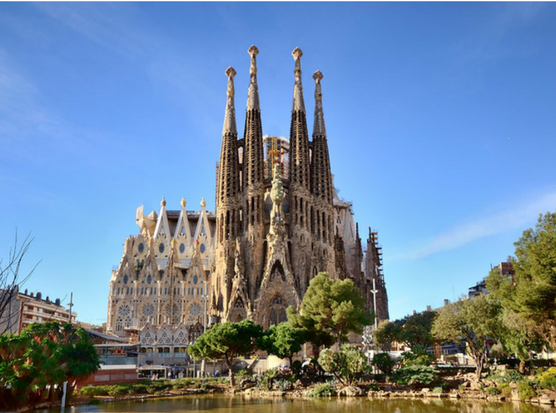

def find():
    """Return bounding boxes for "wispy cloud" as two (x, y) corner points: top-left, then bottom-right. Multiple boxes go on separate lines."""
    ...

(397, 191), (556, 260)
(0, 49), (65, 144)
(34, 3), (157, 60)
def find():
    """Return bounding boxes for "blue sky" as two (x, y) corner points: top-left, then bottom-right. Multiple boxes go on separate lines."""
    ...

(1, 2), (555, 325)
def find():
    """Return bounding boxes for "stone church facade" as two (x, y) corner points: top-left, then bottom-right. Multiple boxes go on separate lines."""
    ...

(106, 46), (388, 338)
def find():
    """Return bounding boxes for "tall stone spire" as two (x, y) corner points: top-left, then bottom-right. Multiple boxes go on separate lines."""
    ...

(313, 70), (326, 137)
(310, 70), (333, 204)
(243, 45), (264, 190)
(292, 47), (306, 113)
(222, 67), (237, 136)
(217, 67), (240, 212)
(246, 45), (260, 111)
(289, 47), (311, 190)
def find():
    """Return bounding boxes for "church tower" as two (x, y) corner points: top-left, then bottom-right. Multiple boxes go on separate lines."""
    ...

(241, 46), (266, 305)
(309, 70), (335, 278)
(106, 46), (389, 340)
(214, 66), (241, 320)
(288, 48), (313, 294)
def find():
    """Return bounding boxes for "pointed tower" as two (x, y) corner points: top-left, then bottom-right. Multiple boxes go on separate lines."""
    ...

(310, 70), (334, 250)
(289, 47), (311, 191)
(243, 45), (264, 190)
(310, 70), (333, 206)
(241, 45), (266, 304)
(214, 67), (241, 322)
(216, 67), (241, 242)
(287, 47), (313, 295)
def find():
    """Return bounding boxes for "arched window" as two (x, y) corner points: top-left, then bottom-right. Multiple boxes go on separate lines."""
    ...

(269, 295), (287, 326)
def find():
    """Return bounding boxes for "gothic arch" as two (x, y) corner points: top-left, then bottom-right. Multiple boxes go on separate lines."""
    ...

(270, 261), (285, 282)
(268, 295), (287, 326)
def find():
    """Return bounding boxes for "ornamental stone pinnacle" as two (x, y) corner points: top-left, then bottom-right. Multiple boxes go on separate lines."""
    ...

(225, 66), (237, 97)
(313, 70), (323, 99)
(292, 47), (303, 77)
(181, 197), (186, 208)
(248, 45), (259, 75)
(223, 66), (237, 135)
(313, 70), (326, 136)
(247, 45), (260, 111)
(161, 197), (167, 207)
(201, 197), (206, 209)
(291, 47), (305, 113)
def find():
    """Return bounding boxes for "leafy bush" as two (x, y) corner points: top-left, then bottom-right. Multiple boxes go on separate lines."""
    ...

(487, 386), (501, 395)
(308, 383), (336, 397)
(318, 345), (368, 385)
(497, 383), (512, 397)
(398, 350), (434, 367)
(107, 385), (128, 397)
(372, 353), (395, 375)
(275, 378), (293, 391)
(487, 369), (524, 384)
(432, 387), (444, 394)
(518, 382), (537, 400)
(78, 385), (110, 397)
(236, 369), (253, 379)
(488, 343), (506, 360)
(393, 365), (437, 388)
(536, 367), (556, 390)
(367, 383), (380, 391)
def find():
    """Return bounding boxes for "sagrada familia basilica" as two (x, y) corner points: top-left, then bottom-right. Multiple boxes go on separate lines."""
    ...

(106, 46), (389, 345)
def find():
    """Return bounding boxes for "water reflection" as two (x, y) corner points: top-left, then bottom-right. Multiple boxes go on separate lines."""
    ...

(39, 396), (551, 413)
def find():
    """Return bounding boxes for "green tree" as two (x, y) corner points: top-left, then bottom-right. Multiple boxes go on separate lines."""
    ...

(318, 344), (368, 385)
(375, 311), (437, 352)
(432, 294), (501, 380)
(371, 352), (395, 375)
(0, 322), (99, 410)
(374, 319), (399, 350)
(487, 211), (556, 350)
(258, 322), (307, 367)
(288, 272), (373, 347)
(187, 319), (263, 388)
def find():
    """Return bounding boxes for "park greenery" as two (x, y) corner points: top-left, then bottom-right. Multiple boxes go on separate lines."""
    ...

(187, 319), (263, 387)
(318, 344), (368, 385)
(189, 272), (372, 389)
(0, 321), (99, 410)
(287, 273), (373, 347)
(374, 211), (556, 382)
(4, 212), (556, 406)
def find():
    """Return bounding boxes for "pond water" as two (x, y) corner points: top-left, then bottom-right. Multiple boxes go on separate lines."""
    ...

(40, 395), (551, 413)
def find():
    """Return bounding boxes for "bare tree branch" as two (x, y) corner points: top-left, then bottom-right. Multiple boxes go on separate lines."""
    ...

(0, 232), (41, 335)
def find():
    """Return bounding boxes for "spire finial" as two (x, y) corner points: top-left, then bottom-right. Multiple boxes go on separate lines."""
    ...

(161, 197), (167, 207)
(222, 66), (237, 135)
(181, 197), (186, 208)
(201, 197), (206, 209)
(248, 45), (259, 75)
(247, 46), (260, 111)
(313, 70), (326, 137)
(292, 47), (303, 78)
(291, 47), (305, 113)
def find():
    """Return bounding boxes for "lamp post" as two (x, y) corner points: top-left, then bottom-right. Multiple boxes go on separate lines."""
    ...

(371, 277), (378, 330)
(200, 280), (208, 378)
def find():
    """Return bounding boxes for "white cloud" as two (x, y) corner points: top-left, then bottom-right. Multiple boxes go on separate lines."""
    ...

(398, 191), (556, 260)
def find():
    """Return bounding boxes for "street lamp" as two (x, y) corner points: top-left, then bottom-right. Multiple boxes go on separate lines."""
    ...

(201, 280), (209, 377)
